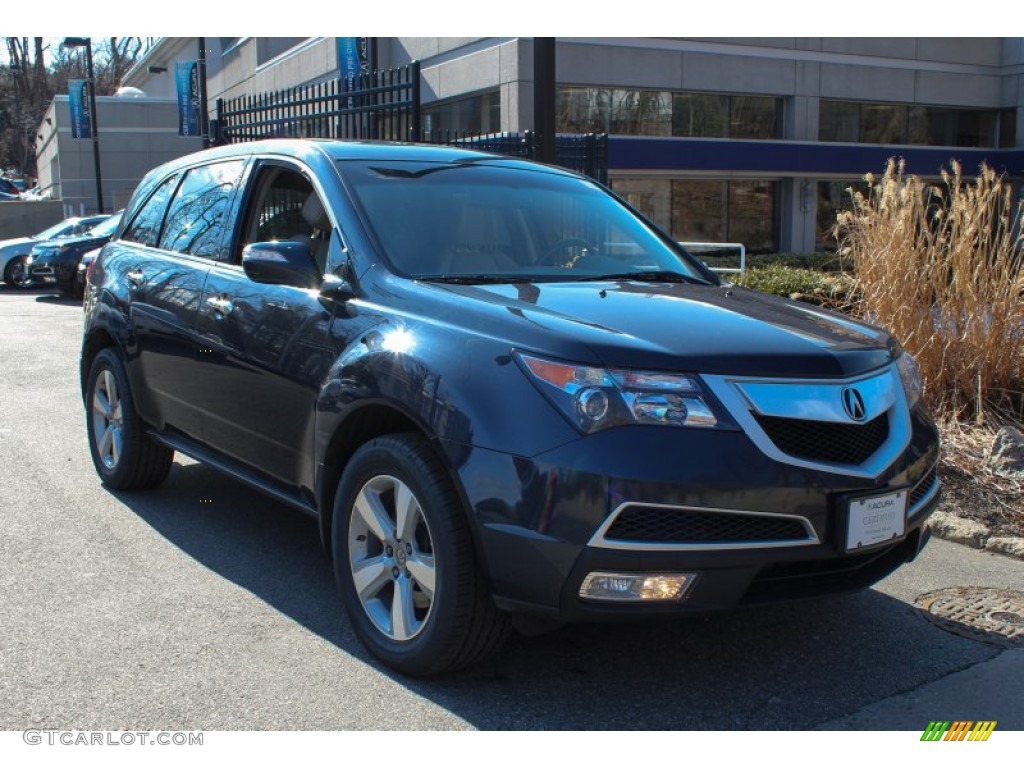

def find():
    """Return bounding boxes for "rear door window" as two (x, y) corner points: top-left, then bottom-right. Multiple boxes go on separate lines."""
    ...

(158, 160), (245, 260)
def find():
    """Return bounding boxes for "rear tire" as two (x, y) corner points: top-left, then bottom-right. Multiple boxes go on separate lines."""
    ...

(85, 348), (174, 490)
(333, 433), (510, 676)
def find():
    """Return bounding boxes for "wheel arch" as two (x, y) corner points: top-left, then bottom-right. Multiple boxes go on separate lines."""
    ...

(316, 401), (482, 567)
(80, 327), (122, 406)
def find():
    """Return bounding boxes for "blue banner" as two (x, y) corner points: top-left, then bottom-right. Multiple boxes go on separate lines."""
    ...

(175, 61), (202, 137)
(338, 38), (372, 91)
(68, 79), (91, 139)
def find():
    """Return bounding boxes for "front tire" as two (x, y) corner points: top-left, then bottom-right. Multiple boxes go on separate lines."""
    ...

(333, 434), (510, 676)
(3, 255), (33, 288)
(85, 348), (174, 490)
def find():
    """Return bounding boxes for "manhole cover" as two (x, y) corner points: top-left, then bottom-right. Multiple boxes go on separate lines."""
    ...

(915, 587), (1024, 649)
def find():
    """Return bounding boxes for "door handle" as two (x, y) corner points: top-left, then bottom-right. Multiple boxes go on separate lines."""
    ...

(206, 295), (234, 316)
(126, 269), (144, 287)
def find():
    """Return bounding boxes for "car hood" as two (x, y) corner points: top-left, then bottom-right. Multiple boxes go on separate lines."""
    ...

(412, 279), (895, 378)
(0, 237), (35, 256)
(31, 235), (109, 260)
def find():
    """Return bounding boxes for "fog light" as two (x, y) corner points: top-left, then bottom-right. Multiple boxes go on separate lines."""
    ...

(578, 571), (697, 602)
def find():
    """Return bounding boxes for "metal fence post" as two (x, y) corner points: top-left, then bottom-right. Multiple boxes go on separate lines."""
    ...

(410, 61), (421, 142)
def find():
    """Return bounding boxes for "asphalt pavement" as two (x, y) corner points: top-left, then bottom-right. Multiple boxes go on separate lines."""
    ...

(1, 285), (1021, 731)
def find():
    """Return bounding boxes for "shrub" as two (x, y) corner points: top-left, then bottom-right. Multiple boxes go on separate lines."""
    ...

(834, 159), (1024, 421)
(733, 264), (856, 309)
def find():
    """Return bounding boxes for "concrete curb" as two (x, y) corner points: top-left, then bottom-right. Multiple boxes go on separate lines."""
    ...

(927, 510), (1024, 561)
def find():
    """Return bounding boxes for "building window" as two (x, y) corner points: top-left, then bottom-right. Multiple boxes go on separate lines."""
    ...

(422, 91), (500, 138)
(613, 177), (777, 252)
(820, 100), (1004, 147)
(816, 180), (871, 250)
(558, 87), (781, 139)
(999, 109), (1017, 148)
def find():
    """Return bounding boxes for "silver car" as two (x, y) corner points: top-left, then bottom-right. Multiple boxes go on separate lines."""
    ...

(0, 215), (109, 288)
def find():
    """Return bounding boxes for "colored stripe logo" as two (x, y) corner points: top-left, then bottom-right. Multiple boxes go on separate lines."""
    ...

(921, 721), (997, 741)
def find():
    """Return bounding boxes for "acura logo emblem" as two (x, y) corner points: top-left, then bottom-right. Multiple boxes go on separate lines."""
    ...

(842, 387), (866, 422)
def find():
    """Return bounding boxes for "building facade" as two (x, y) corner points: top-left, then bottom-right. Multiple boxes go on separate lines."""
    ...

(123, 37), (1024, 253)
(35, 94), (203, 215)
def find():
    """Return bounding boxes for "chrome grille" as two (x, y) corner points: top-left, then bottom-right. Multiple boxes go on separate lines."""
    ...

(753, 412), (889, 465)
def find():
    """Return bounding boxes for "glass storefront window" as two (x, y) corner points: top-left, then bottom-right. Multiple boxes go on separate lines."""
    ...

(671, 93), (728, 138)
(558, 87), (780, 140)
(860, 103), (907, 144)
(729, 96), (780, 140)
(816, 180), (870, 249)
(821, 100), (1003, 147)
(612, 177), (777, 252)
(1000, 109), (1018, 148)
(422, 91), (500, 138)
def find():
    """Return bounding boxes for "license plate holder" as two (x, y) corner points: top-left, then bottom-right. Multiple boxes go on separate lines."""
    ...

(844, 489), (908, 552)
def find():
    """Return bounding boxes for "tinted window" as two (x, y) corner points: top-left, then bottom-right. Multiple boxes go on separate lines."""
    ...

(159, 160), (244, 260)
(244, 165), (331, 273)
(340, 160), (709, 282)
(122, 175), (179, 247)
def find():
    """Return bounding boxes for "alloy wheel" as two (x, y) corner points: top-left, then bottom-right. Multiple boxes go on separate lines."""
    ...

(8, 257), (33, 288)
(91, 368), (124, 469)
(348, 474), (436, 641)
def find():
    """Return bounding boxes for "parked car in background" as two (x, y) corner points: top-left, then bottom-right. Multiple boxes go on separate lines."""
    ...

(30, 211), (123, 297)
(0, 215), (109, 288)
(77, 247), (102, 299)
(82, 139), (940, 676)
(0, 178), (21, 199)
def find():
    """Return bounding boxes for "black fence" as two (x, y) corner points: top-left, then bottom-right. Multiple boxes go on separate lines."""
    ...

(215, 62), (607, 185)
(428, 130), (608, 185)
(216, 63), (421, 144)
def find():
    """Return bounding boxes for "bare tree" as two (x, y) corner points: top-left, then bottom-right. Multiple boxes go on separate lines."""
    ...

(0, 37), (155, 176)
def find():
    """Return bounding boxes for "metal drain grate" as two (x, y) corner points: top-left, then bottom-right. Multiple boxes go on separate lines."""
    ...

(915, 587), (1024, 649)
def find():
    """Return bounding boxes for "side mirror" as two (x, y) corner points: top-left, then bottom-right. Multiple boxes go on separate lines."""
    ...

(319, 273), (356, 302)
(242, 241), (320, 289)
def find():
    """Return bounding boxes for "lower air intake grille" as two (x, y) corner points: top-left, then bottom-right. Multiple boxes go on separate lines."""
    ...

(604, 506), (810, 544)
(754, 412), (889, 465)
(910, 464), (939, 509)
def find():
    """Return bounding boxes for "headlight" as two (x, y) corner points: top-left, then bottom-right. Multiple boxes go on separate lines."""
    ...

(515, 352), (719, 433)
(897, 352), (922, 408)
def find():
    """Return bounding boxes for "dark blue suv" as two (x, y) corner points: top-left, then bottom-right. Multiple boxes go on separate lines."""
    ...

(81, 140), (940, 675)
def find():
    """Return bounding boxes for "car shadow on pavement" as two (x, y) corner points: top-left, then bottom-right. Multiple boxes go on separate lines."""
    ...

(116, 459), (1002, 730)
(34, 293), (80, 306)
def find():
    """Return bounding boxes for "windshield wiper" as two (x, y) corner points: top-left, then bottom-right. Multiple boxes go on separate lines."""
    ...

(573, 271), (708, 285)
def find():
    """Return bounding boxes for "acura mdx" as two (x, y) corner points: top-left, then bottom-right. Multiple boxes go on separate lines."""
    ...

(81, 139), (940, 675)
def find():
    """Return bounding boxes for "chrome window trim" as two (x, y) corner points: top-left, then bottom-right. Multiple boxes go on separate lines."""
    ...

(701, 363), (912, 479)
(588, 501), (820, 552)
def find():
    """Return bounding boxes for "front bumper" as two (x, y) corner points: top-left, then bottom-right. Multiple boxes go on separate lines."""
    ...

(30, 260), (75, 289)
(447, 407), (939, 620)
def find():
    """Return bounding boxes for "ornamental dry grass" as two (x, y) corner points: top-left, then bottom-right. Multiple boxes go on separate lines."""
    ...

(835, 159), (1024, 424)
(834, 160), (1024, 538)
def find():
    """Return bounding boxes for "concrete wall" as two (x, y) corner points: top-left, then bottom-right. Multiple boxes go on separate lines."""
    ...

(36, 96), (203, 216)
(0, 201), (66, 241)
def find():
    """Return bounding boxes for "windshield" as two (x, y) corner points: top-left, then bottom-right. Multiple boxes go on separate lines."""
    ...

(89, 212), (123, 238)
(33, 220), (74, 240)
(338, 160), (712, 284)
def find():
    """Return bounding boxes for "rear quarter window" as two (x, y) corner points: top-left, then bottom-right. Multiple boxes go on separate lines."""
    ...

(122, 174), (180, 247)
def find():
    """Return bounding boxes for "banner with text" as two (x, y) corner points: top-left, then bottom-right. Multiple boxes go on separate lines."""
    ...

(337, 38), (373, 91)
(175, 61), (203, 137)
(68, 79), (91, 139)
